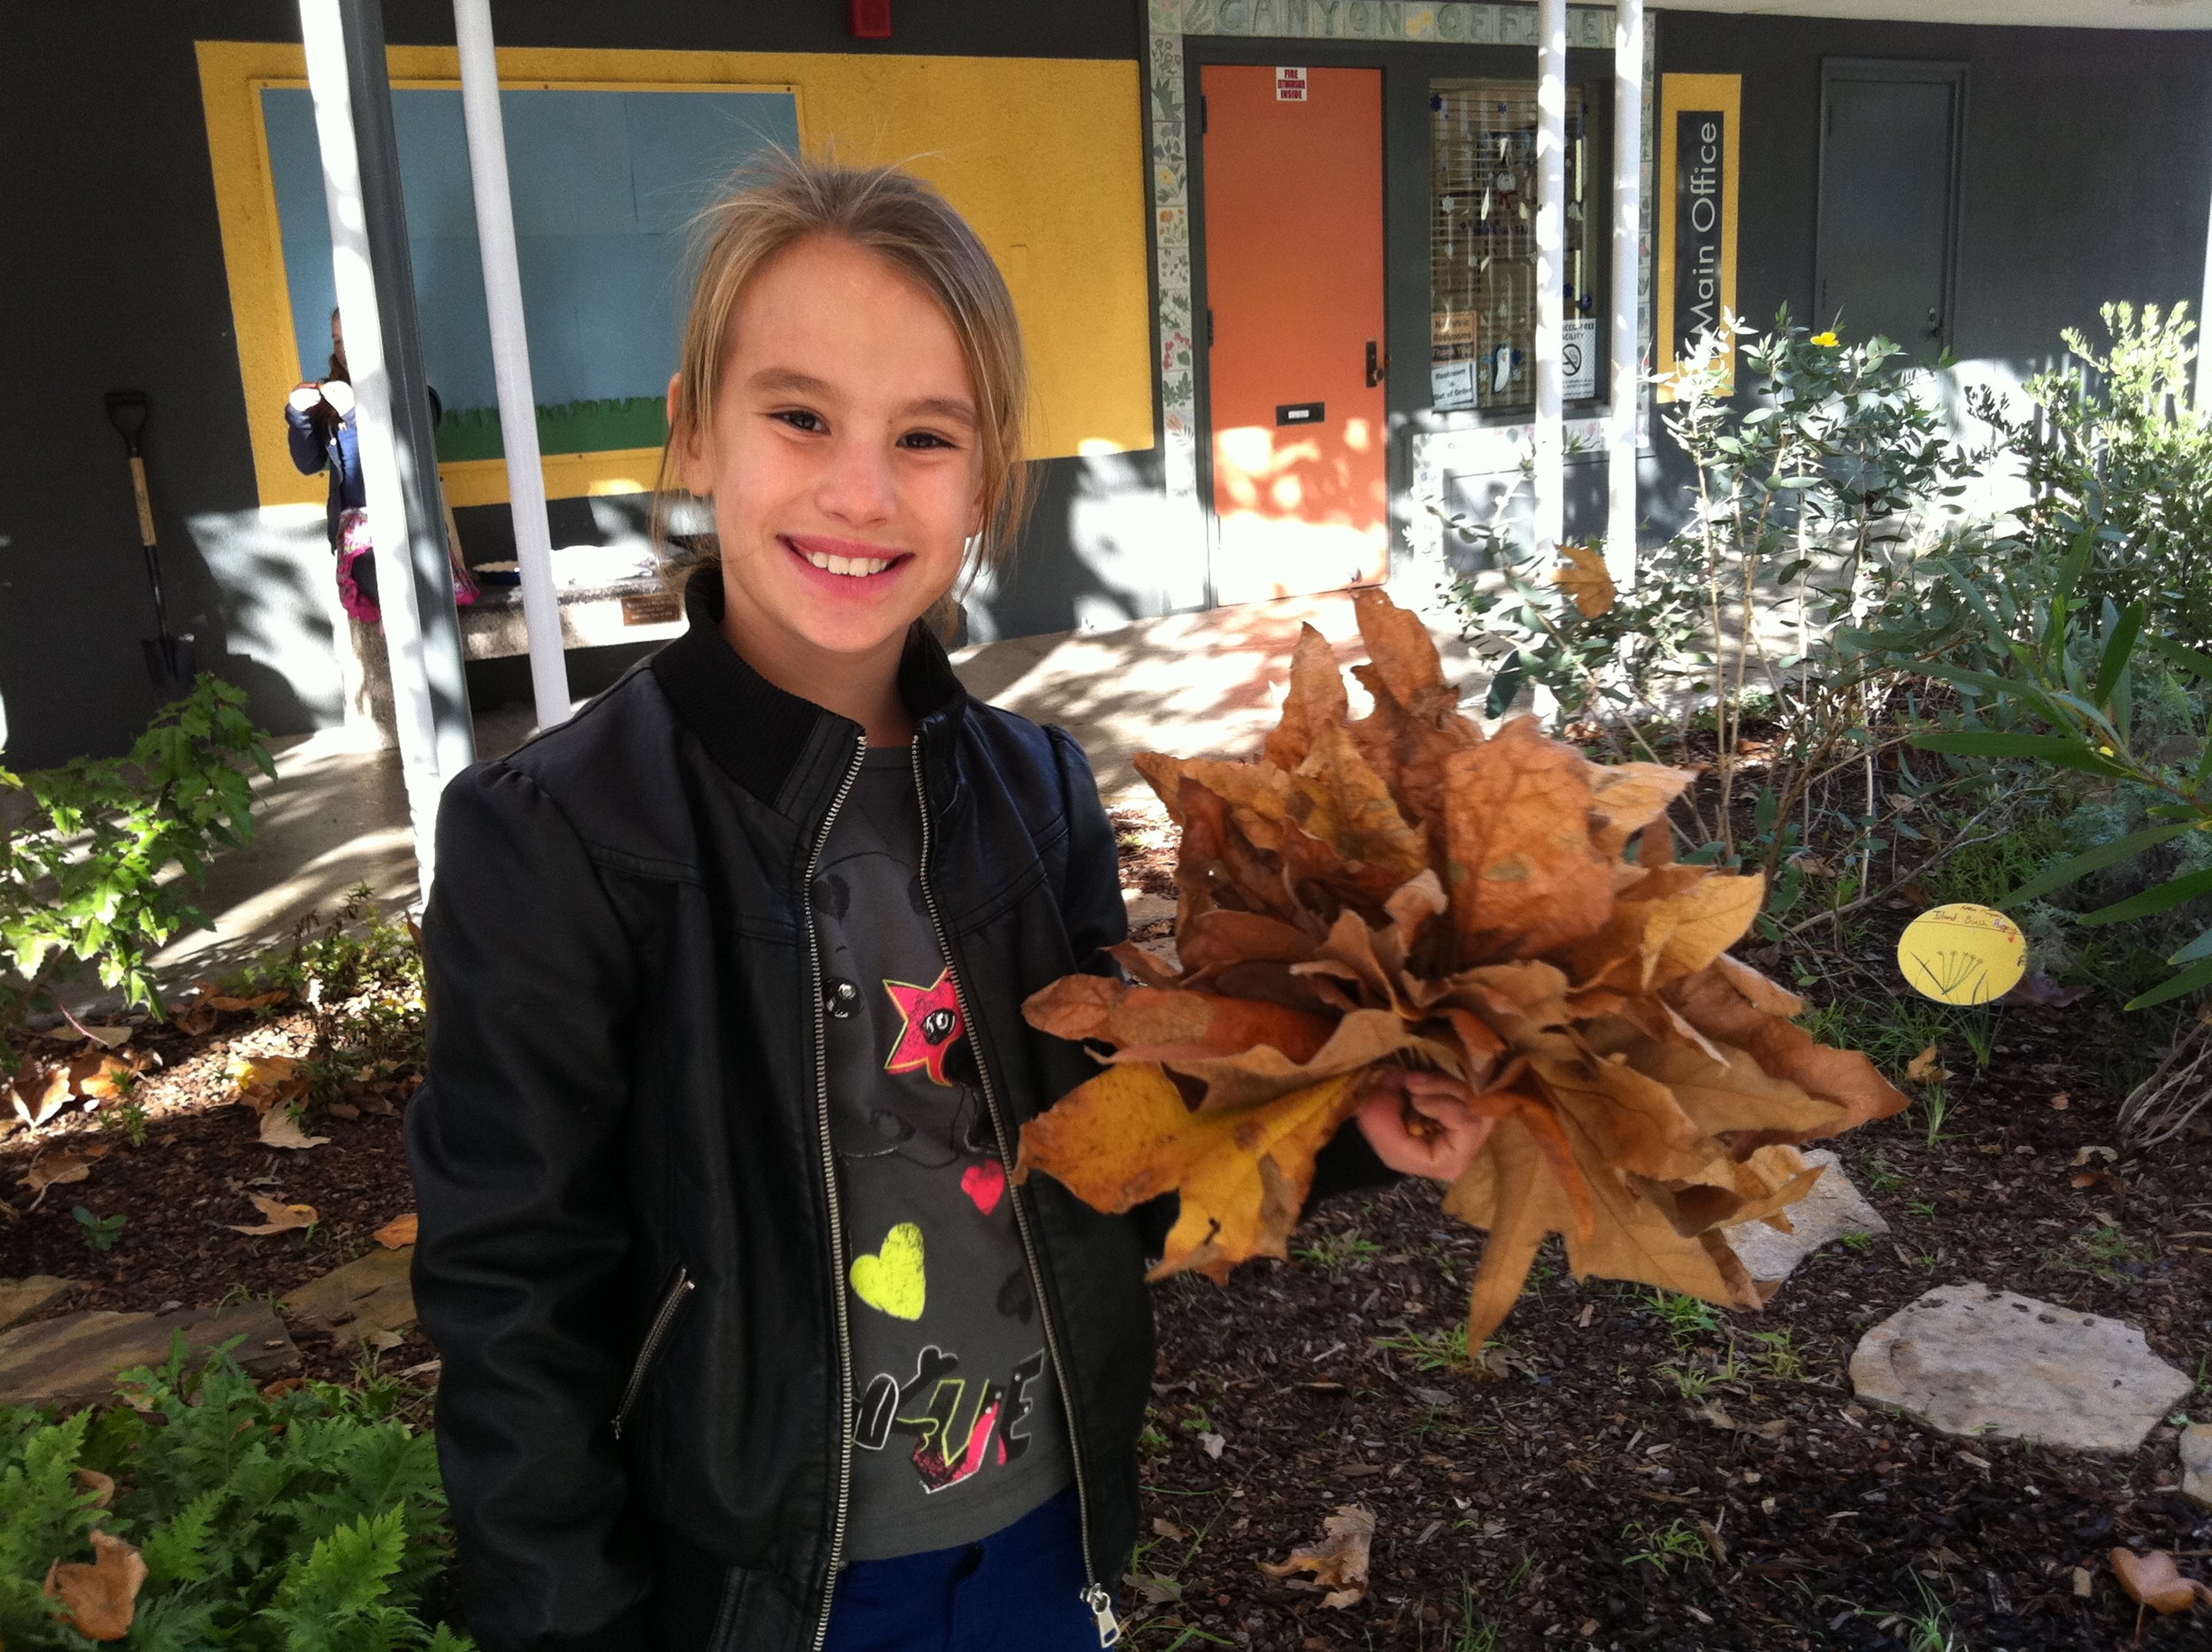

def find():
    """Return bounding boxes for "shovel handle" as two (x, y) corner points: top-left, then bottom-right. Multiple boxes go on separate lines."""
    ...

(128, 456), (157, 549)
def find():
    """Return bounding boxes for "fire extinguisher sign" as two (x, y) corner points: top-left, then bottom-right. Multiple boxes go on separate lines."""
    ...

(1275, 66), (1308, 101)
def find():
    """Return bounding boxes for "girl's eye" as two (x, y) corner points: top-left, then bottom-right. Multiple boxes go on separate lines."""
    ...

(773, 410), (826, 434)
(899, 430), (957, 450)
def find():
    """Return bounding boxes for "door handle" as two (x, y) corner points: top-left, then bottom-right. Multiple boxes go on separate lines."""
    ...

(1366, 340), (1387, 388)
(1926, 307), (1943, 337)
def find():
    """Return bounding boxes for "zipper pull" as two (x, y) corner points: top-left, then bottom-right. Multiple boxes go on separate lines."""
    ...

(1083, 1584), (1121, 1647)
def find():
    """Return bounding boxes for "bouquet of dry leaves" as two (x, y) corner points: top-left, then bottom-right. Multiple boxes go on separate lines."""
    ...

(1016, 590), (1907, 1354)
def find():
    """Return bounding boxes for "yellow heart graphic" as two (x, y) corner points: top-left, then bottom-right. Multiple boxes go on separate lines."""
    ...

(849, 1222), (926, 1320)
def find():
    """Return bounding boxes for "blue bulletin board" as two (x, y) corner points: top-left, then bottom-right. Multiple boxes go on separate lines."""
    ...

(260, 84), (800, 457)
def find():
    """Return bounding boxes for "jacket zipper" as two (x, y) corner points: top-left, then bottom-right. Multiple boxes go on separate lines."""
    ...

(808, 736), (872, 1652)
(610, 1268), (694, 1441)
(908, 741), (1123, 1648)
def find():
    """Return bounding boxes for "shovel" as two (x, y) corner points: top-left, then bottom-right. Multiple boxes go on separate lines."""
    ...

(104, 389), (196, 693)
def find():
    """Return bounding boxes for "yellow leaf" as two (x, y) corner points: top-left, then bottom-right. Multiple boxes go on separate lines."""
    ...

(1017, 1064), (1367, 1282)
(1555, 543), (1617, 618)
(229, 1192), (319, 1236)
(258, 1108), (330, 1151)
(230, 1054), (310, 1115)
(374, 1213), (419, 1249)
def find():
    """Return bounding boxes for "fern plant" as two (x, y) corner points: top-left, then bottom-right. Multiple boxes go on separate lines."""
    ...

(0, 1341), (467, 1649)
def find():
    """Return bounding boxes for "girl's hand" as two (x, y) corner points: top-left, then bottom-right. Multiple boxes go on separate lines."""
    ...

(1353, 1068), (1494, 1183)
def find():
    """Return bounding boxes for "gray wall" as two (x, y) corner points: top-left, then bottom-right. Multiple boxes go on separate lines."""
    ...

(1646, 12), (2212, 534)
(0, 0), (1152, 769)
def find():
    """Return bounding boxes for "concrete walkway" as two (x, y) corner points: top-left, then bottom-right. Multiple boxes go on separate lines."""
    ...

(119, 592), (1488, 995)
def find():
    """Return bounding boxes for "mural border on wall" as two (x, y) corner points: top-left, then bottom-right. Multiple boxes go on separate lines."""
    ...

(198, 39), (1155, 511)
(1140, 0), (1656, 569)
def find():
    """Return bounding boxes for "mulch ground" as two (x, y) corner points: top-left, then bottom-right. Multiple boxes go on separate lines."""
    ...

(0, 1008), (436, 1385)
(4, 829), (2209, 1648)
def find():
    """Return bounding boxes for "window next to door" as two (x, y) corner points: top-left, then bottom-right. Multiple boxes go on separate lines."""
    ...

(1429, 80), (1601, 416)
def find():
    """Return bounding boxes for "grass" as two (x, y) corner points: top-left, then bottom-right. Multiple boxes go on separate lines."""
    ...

(1374, 1322), (1473, 1371)
(1620, 1515), (1714, 1576)
(1295, 1229), (1383, 1278)
(1643, 1288), (1722, 1348)
(1745, 1328), (1808, 1381)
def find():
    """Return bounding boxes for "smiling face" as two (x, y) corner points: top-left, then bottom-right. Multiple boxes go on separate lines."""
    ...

(674, 234), (984, 709)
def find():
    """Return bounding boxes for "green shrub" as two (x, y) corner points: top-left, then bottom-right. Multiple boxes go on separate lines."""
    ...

(1, 677), (273, 1057)
(0, 1343), (467, 1650)
(1971, 301), (2212, 646)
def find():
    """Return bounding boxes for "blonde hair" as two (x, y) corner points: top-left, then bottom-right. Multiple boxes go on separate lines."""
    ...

(654, 154), (1032, 637)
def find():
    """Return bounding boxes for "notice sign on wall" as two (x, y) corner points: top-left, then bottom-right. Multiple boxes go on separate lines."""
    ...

(1275, 65), (1309, 101)
(1656, 73), (1741, 398)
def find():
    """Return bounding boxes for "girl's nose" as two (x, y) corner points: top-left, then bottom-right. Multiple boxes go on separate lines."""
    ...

(815, 431), (896, 527)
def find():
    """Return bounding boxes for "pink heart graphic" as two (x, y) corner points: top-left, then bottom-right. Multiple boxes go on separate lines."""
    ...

(961, 1159), (1006, 1216)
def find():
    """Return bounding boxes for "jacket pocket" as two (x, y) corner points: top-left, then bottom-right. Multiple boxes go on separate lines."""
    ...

(611, 1265), (695, 1441)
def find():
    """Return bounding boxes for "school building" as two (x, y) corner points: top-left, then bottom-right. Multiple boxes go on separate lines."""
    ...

(4, 0), (2209, 772)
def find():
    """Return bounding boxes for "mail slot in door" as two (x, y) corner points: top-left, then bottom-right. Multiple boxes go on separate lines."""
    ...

(1275, 402), (1325, 426)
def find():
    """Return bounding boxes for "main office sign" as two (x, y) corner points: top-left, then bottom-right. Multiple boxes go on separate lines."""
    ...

(1656, 74), (1741, 398)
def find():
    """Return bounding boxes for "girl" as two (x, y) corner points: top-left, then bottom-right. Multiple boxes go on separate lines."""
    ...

(406, 156), (1488, 1652)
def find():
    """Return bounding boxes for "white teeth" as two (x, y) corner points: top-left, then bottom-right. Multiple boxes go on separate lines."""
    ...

(806, 549), (891, 577)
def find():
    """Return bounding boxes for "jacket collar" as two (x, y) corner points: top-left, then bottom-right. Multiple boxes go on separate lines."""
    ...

(649, 564), (969, 813)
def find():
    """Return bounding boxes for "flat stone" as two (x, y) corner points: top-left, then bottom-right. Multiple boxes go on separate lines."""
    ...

(2181, 1424), (2212, 1509)
(0, 1303), (299, 1408)
(1122, 890), (1177, 928)
(1725, 1150), (1891, 1284)
(0, 1276), (79, 1333)
(1850, 1283), (2191, 1454)
(281, 1245), (416, 1348)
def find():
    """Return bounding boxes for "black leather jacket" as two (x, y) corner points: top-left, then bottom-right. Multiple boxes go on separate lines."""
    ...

(408, 570), (1391, 1650)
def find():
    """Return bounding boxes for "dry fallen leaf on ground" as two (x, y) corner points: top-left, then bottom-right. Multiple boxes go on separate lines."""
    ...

(229, 1192), (319, 1236)
(373, 1212), (419, 1249)
(1016, 588), (1906, 1355)
(42, 1530), (147, 1640)
(19, 1148), (106, 1195)
(1259, 1505), (1375, 1609)
(205, 988), (288, 1013)
(73, 1469), (115, 1509)
(1904, 1046), (1947, 1083)
(2109, 1545), (2211, 1615)
(258, 1108), (330, 1151)
(230, 1054), (310, 1115)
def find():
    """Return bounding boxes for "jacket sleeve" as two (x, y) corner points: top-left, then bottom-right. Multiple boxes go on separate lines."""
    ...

(1045, 725), (1128, 973)
(284, 401), (330, 477)
(405, 763), (651, 1652)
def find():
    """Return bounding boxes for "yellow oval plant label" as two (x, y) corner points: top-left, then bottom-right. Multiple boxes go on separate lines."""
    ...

(1896, 903), (2027, 1005)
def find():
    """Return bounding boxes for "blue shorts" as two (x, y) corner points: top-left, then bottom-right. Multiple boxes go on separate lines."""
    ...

(823, 1486), (1107, 1652)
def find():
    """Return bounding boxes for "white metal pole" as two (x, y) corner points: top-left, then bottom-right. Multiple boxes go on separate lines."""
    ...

(1609, 0), (1645, 588)
(300, 0), (443, 890)
(2199, 169), (2212, 412)
(1533, 0), (1567, 560)
(455, 0), (570, 731)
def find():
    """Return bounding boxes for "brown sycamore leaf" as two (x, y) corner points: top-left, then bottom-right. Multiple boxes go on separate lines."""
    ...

(229, 1192), (319, 1235)
(258, 1107), (330, 1151)
(2109, 1546), (2211, 1614)
(12, 1064), (73, 1129)
(19, 1148), (106, 1195)
(1904, 1046), (1947, 1084)
(205, 988), (287, 1013)
(373, 1212), (419, 1249)
(1017, 588), (1901, 1354)
(42, 1529), (147, 1640)
(74, 1469), (115, 1509)
(1555, 543), (1617, 618)
(1259, 1505), (1375, 1609)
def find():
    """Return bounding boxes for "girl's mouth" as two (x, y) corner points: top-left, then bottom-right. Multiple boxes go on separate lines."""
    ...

(783, 535), (911, 585)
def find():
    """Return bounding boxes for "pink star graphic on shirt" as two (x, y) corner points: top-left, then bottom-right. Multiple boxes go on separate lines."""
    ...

(883, 968), (965, 1086)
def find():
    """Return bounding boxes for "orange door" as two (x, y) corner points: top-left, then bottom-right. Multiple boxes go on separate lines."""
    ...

(1201, 64), (1387, 606)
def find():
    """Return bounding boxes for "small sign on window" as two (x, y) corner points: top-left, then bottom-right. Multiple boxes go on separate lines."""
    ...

(1275, 66), (1308, 102)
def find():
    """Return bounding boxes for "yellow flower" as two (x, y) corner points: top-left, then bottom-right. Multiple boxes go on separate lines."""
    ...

(1811, 331), (1839, 348)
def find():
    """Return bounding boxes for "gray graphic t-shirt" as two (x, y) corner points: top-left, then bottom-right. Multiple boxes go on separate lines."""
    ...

(813, 746), (1073, 1562)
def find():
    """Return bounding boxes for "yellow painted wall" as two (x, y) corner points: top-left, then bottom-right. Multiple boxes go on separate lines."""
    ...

(196, 41), (1153, 511)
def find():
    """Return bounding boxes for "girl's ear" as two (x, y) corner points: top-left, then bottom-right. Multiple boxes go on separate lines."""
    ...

(668, 372), (710, 496)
